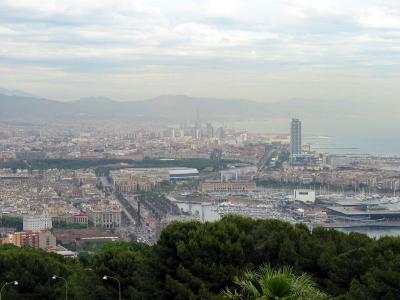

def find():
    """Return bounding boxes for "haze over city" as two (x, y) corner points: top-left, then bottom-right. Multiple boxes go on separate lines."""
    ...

(2, 1), (400, 152)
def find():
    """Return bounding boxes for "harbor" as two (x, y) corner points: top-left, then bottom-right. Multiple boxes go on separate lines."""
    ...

(169, 188), (400, 238)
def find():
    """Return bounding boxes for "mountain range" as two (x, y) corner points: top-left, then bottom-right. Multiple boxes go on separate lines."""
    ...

(2, 91), (399, 142)
(0, 92), (374, 123)
(0, 93), (275, 123)
(1, 89), (400, 154)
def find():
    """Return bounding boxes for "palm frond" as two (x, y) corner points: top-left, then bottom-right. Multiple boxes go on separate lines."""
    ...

(223, 265), (329, 300)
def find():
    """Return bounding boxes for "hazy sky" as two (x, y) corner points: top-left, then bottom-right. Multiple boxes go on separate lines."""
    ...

(1, 0), (400, 101)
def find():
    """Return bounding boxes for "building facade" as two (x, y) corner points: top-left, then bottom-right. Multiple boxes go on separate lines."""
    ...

(38, 230), (57, 250)
(290, 118), (302, 158)
(86, 201), (122, 229)
(201, 181), (257, 192)
(293, 189), (316, 203)
(2, 230), (56, 250)
(23, 212), (52, 232)
(169, 168), (199, 181)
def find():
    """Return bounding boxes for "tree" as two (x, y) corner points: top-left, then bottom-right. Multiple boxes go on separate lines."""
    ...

(2, 215), (400, 299)
(210, 148), (223, 170)
(91, 242), (160, 300)
(223, 265), (328, 300)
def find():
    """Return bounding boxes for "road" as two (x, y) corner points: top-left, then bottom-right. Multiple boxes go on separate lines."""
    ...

(100, 176), (137, 225)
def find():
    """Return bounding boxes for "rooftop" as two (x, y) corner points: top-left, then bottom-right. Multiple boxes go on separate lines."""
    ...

(327, 206), (400, 216)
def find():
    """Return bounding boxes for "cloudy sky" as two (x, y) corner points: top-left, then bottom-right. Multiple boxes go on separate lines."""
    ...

(1, 0), (400, 102)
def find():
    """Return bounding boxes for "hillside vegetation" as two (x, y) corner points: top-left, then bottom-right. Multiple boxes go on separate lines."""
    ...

(1, 216), (399, 299)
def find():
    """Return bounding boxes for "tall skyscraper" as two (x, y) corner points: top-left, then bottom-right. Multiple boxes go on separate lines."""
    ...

(194, 108), (202, 140)
(290, 118), (302, 158)
(195, 108), (201, 129)
(206, 123), (214, 138)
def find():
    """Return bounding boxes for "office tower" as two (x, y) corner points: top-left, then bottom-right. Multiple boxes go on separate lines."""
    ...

(216, 127), (225, 141)
(193, 108), (202, 140)
(290, 118), (302, 157)
(206, 123), (214, 138)
(195, 108), (201, 129)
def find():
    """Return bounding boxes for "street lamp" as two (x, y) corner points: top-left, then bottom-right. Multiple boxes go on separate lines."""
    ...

(0, 281), (18, 300)
(103, 275), (121, 300)
(52, 275), (68, 300)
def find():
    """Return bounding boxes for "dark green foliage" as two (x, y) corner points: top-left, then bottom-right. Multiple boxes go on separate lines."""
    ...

(0, 158), (238, 171)
(0, 245), (106, 300)
(0, 216), (23, 231)
(223, 265), (328, 299)
(1, 216), (400, 299)
(52, 220), (87, 229)
(154, 216), (400, 299)
(210, 148), (223, 171)
(91, 242), (160, 300)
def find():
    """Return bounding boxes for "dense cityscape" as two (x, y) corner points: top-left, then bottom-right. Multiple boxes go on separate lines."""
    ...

(1, 106), (400, 299)
(2, 114), (400, 253)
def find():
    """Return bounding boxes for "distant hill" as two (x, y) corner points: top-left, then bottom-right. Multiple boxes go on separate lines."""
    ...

(0, 93), (393, 130)
(0, 87), (37, 97)
(0, 94), (70, 121)
(0, 93), (268, 122)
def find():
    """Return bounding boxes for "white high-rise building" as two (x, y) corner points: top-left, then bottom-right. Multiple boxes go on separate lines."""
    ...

(23, 212), (52, 232)
(290, 118), (302, 158)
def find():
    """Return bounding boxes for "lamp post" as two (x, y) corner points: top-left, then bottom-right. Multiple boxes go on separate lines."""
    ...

(0, 281), (18, 300)
(103, 275), (121, 300)
(52, 275), (68, 300)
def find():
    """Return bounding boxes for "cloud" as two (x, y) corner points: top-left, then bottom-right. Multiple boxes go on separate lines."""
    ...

(357, 6), (400, 29)
(0, 0), (399, 101)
